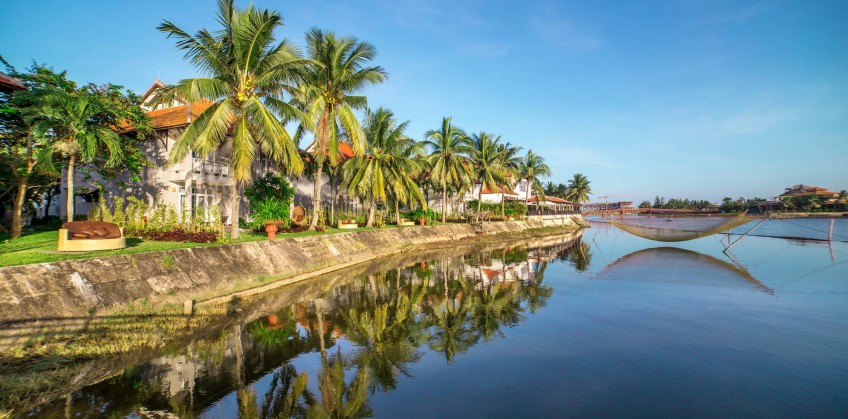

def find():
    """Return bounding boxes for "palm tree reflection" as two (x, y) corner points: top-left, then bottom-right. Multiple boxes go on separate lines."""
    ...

(44, 240), (583, 417)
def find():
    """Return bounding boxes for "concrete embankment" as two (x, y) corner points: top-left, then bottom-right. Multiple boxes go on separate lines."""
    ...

(0, 218), (581, 323)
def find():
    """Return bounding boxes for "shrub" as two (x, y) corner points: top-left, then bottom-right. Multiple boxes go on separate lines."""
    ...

(137, 228), (218, 243)
(252, 198), (289, 225)
(408, 208), (439, 225)
(466, 199), (527, 217)
(245, 173), (294, 210)
(92, 197), (224, 242)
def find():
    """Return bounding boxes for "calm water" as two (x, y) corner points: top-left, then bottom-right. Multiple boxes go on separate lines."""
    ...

(25, 222), (848, 418)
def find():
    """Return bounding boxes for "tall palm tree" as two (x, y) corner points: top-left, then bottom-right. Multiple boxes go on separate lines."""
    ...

(496, 142), (523, 218)
(343, 108), (425, 227)
(566, 172), (592, 204)
(157, 0), (305, 238)
(518, 149), (551, 206)
(297, 28), (387, 230)
(469, 132), (506, 219)
(33, 89), (124, 222)
(424, 117), (472, 223)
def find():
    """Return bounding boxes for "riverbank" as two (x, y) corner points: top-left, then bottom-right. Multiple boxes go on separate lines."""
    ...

(760, 212), (848, 219)
(0, 218), (581, 325)
(0, 226), (584, 413)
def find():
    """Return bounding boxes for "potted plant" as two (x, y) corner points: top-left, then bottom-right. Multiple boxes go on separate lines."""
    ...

(253, 198), (288, 239)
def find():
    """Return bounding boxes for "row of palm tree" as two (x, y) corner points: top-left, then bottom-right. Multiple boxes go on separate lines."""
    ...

(542, 173), (593, 204)
(156, 0), (567, 237)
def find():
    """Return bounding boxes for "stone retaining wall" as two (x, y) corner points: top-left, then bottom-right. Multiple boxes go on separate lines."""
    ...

(0, 218), (580, 322)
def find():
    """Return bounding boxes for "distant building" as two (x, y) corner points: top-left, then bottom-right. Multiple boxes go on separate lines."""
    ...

(778, 184), (839, 200)
(775, 184), (844, 210)
(580, 201), (634, 212)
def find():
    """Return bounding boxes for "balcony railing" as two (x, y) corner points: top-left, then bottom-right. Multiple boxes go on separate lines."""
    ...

(192, 158), (229, 177)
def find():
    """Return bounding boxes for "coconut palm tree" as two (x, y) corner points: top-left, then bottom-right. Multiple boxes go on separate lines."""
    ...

(424, 117), (472, 223)
(343, 108), (425, 227)
(157, 0), (305, 238)
(469, 132), (507, 220)
(297, 28), (387, 230)
(566, 172), (592, 204)
(495, 142), (523, 218)
(33, 89), (125, 222)
(518, 149), (551, 205)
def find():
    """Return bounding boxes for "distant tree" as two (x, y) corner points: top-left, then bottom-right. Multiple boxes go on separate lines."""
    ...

(565, 173), (592, 203)
(469, 132), (507, 217)
(424, 117), (472, 223)
(638, 200), (651, 209)
(517, 149), (551, 205)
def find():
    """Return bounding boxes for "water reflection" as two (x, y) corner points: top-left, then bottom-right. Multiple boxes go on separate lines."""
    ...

(598, 247), (774, 294)
(29, 234), (584, 417)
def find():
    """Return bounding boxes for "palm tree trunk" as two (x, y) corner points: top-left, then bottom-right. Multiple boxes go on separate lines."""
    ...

(367, 198), (375, 227)
(11, 177), (27, 239)
(441, 183), (447, 223)
(501, 191), (505, 218)
(477, 185), (483, 222)
(330, 175), (336, 226)
(395, 199), (401, 225)
(310, 162), (323, 230)
(66, 154), (75, 223)
(230, 181), (240, 239)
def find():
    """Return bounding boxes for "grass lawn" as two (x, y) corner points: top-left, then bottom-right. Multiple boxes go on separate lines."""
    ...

(0, 224), (401, 268)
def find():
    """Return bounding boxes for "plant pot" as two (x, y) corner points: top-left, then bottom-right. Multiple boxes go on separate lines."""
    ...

(265, 222), (278, 239)
(419, 218), (426, 226)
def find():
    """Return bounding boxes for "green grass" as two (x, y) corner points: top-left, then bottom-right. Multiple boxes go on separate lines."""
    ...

(0, 224), (401, 268)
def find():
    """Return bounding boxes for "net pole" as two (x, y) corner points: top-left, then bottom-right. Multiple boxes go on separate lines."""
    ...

(724, 215), (770, 253)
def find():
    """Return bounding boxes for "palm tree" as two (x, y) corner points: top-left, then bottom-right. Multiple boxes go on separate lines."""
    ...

(518, 149), (551, 205)
(495, 142), (523, 218)
(566, 172), (592, 204)
(33, 89), (125, 222)
(343, 108), (425, 227)
(298, 28), (387, 230)
(424, 117), (472, 223)
(157, 0), (304, 238)
(469, 132), (507, 220)
(307, 348), (372, 418)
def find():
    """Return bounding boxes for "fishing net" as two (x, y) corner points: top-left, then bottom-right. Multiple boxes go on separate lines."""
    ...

(608, 214), (750, 242)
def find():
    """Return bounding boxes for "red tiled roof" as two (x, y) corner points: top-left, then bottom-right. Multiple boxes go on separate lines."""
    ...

(0, 71), (25, 92)
(147, 100), (215, 130)
(779, 184), (837, 198)
(303, 141), (356, 160)
(120, 100), (215, 133)
(528, 196), (573, 204)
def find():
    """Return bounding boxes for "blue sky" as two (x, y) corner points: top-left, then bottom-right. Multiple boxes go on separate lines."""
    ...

(2, 0), (846, 203)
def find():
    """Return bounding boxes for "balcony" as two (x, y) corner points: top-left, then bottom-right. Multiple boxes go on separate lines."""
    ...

(193, 158), (230, 178)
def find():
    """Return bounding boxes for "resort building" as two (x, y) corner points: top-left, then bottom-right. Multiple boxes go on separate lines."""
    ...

(52, 80), (349, 222)
(777, 184), (839, 200)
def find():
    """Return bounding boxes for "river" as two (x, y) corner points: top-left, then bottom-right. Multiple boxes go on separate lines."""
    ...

(20, 221), (848, 418)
